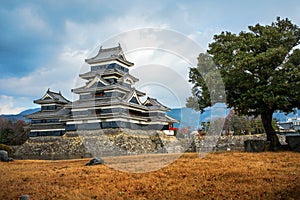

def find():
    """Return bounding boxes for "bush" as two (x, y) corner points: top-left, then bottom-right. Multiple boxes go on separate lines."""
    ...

(0, 118), (29, 145)
(0, 143), (13, 156)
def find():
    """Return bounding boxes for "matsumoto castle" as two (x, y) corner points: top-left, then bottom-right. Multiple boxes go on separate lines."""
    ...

(26, 44), (178, 137)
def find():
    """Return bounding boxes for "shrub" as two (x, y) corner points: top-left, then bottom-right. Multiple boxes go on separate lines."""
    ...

(0, 143), (13, 156)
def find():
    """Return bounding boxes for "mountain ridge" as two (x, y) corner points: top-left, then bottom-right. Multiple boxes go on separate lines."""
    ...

(1, 107), (298, 127)
(0, 108), (40, 122)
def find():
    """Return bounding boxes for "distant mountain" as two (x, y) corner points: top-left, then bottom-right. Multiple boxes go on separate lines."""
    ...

(1, 106), (298, 126)
(19, 108), (40, 116)
(0, 108), (40, 122)
(167, 103), (230, 130)
(168, 105), (300, 130)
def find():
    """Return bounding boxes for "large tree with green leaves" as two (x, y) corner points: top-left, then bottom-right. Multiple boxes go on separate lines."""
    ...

(187, 53), (226, 112)
(188, 17), (300, 150)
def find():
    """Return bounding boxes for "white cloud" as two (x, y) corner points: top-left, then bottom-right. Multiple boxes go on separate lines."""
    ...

(1, 0), (300, 115)
(103, 28), (205, 108)
(0, 12), (171, 112)
(0, 11), (205, 112)
(0, 47), (87, 102)
(14, 6), (51, 35)
(0, 95), (26, 114)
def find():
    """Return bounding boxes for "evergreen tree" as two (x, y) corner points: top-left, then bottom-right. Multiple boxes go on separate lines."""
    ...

(188, 17), (300, 150)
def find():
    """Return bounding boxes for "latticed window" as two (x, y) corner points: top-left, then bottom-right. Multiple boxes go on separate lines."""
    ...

(95, 109), (102, 115)
(95, 92), (105, 97)
(41, 105), (57, 110)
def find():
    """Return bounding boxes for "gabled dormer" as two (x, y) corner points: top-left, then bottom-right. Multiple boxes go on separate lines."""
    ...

(86, 75), (110, 88)
(143, 97), (169, 111)
(125, 90), (143, 105)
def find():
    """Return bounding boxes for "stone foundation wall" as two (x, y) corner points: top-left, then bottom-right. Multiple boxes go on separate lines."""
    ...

(13, 133), (90, 160)
(13, 129), (287, 160)
(14, 129), (169, 159)
(192, 134), (286, 152)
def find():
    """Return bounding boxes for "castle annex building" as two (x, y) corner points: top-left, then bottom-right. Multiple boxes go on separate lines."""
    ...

(25, 89), (71, 137)
(26, 44), (178, 136)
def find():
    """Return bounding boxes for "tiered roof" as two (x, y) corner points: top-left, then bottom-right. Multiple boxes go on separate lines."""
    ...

(71, 79), (145, 96)
(26, 108), (70, 119)
(80, 68), (128, 80)
(85, 44), (134, 66)
(143, 97), (170, 110)
(69, 44), (179, 127)
(26, 89), (71, 119)
(34, 89), (71, 105)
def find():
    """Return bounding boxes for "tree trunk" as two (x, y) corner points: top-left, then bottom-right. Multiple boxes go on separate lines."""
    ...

(261, 111), (281, 151)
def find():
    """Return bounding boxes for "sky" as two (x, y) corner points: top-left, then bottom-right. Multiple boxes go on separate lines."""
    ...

(0, 0), (299, 114)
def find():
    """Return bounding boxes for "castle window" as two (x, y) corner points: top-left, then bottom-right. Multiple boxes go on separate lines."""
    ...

(95, 109), (102, 115)
(95, 92), (105, 98)
(91, 65), (106, 71)
(41, 105), (57, 110)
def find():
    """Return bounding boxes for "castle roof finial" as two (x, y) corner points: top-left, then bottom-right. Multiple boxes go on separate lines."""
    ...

(98, 45), (103, 53)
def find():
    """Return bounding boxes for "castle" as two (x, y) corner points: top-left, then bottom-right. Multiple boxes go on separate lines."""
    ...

(26, 44), (178, 136)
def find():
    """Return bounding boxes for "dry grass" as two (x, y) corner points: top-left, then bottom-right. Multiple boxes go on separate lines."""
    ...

(1, 151), (300, 200)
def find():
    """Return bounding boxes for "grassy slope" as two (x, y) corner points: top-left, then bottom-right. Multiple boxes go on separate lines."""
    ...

(0, 152), (299, 200)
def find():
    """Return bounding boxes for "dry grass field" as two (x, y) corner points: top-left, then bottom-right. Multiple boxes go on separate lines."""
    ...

(0, 151), (299, 200)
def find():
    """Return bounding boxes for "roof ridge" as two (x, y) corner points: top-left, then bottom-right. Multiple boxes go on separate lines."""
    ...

(99, 44), (121, 52)
(85, 44), (134, 66)
(47, 89), (61, 95)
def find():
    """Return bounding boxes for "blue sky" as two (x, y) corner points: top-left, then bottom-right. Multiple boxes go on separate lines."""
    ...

(0, 0), (299, 114)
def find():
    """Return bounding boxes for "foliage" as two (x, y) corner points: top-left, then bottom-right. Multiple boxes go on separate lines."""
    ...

(0, 117), (29, 145)
(208, 17), (300, 116)
(223, 110), (278, 135)
(0, 143), (13, 156)
(189, 17), (300, 150)
(224, 112), (252, 135)
(187, 53), (226, 112)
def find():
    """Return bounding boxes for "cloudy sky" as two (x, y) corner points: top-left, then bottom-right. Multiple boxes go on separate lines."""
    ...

(0, 0), (299, 114)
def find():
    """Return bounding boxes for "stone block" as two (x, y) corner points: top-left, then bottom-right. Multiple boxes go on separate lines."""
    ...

(0, 150), (8, 162)
(85, 157), (104, 166)
(244, 140), (270, 152)
(286, 134), (300, 152)
(19, 195), (30, 200)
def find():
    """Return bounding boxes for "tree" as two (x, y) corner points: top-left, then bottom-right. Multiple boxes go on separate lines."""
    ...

(205, 17), (300, 150)
(0, 117), (29, 145)
(223, 110), (275, 135)
(187, 53), (226, 112)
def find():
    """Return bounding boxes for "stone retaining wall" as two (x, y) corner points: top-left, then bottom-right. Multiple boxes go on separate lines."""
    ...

(14, 129), (168, 159)
(193, 134), (286, 152)
(13, 129), (287, 160)
(13, 133), (89, 160)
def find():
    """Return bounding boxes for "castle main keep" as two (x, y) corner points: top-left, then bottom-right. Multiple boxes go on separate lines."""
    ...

(26, 44), (177, 137)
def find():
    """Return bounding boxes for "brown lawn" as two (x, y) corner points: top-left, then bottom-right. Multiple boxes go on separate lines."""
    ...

(0, 152), (299, 200)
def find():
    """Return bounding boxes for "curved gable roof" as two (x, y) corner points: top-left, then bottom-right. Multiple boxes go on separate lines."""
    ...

(143, 97), (169, 110)
(34, 89), (71, 105)
(123, 89), (143, 105)
(85, 44), (133, 66)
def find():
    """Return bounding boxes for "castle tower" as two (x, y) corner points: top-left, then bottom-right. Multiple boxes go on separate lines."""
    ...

(25, 89), (71, 136)
(66, 44), (177, 131)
